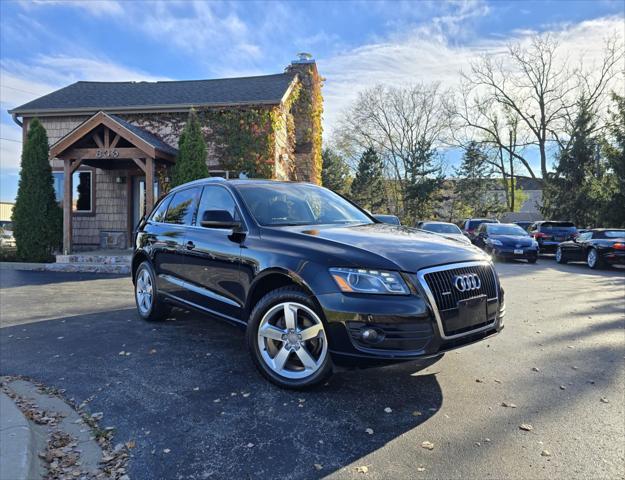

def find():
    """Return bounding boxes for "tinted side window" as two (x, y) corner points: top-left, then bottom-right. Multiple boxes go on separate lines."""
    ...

(164, 188), (200, 225)
(195, 186), (238, 226)
(150, 196), (172, 223)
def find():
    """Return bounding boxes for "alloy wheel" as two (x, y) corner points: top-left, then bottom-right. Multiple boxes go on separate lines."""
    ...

(136, 268), (153, 314)
(257, 302), (328, 380)
(587, 249), (597, 268)
(556, 247), (562, 262)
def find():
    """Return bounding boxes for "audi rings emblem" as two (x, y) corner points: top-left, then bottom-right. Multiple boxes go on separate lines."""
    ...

(453, 273), (481, 292)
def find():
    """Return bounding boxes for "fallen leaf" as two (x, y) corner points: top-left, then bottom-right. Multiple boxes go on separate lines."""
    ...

(421, 441), (434, 450)
(417, 467), (426, 472)
(412, 411), (422, 416)
(163, 449), (170, 454)
(355, 466), (369, 473)
(532, 367), (540, 372)
(541, 450), (552, 457)
(600, 397), (609, 403)
(365, 428), (374, 435)
(384, 407), (392, 413)
(246, 442), (254, 448)
(193, 387), (200, 391)
(149, 349), (157, 354)
(242, 392), (250, 398)
(313, 464), (323, 471)
(559, 385), (566, 390)
(475, 378), (484, 383)
(501, 402), (517, 408)
(519, 424), (533, 431)
(474, 442), (481, 447)
(126, 440), (136, 449)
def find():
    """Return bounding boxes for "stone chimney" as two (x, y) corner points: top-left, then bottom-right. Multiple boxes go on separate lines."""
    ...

(286, 53), (323, 184)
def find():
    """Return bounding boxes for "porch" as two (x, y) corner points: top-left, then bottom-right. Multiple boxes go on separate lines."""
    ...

(49, 111), (177, 254)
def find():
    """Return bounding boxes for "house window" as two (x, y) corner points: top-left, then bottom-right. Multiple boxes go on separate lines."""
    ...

(52, 170), (94, 212)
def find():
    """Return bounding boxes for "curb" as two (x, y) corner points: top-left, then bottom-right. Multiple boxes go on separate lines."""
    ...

(0, 392), (36, 480)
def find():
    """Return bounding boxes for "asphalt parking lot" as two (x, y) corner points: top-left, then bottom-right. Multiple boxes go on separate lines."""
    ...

(1, 260), (623, 479)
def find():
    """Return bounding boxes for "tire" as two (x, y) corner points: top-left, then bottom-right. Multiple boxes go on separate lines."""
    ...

(555, 247), (567, 264)
(527, 257), (537, 264)
(246, 287), (333, 389)
(134, 261), (171, 321)
(587, 248), (603, 270)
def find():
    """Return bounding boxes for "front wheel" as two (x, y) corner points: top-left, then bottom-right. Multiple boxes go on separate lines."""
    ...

(555, 247), (567, 264)
(247, 287), (333, 389)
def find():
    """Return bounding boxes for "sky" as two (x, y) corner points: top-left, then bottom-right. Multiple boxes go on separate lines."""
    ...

(1, 0), (624, 202)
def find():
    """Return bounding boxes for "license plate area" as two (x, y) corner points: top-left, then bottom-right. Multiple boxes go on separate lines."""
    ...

(443, 295), (488, 335)
(514, 249), (523, 255)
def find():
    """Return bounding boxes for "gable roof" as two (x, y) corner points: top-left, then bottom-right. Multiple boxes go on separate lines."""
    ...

(49, 111), (177, 161)
(9, 72), (297, 115)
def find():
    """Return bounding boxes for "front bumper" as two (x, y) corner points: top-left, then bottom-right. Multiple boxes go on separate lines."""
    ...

(493, 247), (538, 260)
(317, 279), (504, 366)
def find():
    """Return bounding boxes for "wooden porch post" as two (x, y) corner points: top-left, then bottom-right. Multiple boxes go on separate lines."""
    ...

(63, 158), (73, 254)
(145, 156), (155, 214)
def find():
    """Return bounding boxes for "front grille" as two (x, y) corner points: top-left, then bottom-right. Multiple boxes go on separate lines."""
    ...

(422, 263), (498, 312)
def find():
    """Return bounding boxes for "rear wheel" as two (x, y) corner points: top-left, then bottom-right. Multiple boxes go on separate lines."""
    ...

(587, 248), (603, 269)
(134, 261), (171, 321)
(247, 287), (332, 389)
(555, 246), (567, 264)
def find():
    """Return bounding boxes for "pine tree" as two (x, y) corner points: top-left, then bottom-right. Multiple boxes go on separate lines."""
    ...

(454, 142), (503, 217)
(349, 147), (386, 212)
(542, 99), (599, 226)
(321, 148), (351, 195)
(11, 119), (62, 261)
(599, 93), (625, 228)
(171, 109), (208, 187)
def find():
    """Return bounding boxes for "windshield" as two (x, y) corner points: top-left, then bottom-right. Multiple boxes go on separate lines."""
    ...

(236, 183), (373, 227)
(422, 223), (462, 234)
(487, 224), (528, 236)
(541, 222), (575, 231)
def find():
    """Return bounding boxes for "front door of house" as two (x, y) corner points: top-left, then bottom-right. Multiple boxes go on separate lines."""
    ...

(131, 176), (159, 231)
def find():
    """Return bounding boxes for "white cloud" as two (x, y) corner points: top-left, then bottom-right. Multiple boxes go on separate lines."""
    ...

(24, 0), (124, 16)
(320, 15), (625, 135)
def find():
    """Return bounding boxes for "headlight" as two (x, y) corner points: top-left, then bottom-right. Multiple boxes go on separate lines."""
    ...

(329, 268), (410, 294)
(487, 239), (503, 246)
(531, 240), (539, 247)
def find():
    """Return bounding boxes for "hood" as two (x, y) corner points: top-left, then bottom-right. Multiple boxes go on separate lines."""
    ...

(490, 234), (534, 246)
(270, 223), (488, 272)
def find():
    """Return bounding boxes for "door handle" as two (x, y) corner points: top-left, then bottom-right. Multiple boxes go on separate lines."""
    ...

(185, 241), (195, 250)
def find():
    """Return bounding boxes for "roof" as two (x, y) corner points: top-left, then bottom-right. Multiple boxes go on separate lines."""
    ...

(9, 73), (297, 115)
(107, 114), (177, 156)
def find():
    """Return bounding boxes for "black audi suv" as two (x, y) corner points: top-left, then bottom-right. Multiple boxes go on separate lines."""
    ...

(132, 178), (505, 388)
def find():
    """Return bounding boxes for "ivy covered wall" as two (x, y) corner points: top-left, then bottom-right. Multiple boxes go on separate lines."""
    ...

(119, 61), (323, 183)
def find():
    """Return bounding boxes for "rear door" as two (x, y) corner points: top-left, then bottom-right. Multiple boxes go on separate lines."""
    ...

(155, 187), (201, 300)
(181, 185), (245, 321)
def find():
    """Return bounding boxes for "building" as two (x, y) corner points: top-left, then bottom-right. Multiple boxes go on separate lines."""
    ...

(8, 54), (323, 253)
(0, 202), (14, 223)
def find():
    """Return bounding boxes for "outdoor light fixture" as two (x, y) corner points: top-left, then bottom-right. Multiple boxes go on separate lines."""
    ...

(115, 176), (126, 184)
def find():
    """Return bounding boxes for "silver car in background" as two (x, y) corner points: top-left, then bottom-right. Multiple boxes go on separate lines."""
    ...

(417, 221), (472, 245)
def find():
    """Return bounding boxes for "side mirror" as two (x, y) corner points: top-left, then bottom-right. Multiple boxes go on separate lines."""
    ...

(200, 210), (240, 229)
(373, 214), (401, 225)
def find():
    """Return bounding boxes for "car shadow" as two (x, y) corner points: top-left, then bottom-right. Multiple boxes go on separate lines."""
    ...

(0, 307), (443, 480)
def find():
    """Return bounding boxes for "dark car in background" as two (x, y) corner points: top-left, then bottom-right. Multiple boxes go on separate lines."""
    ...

(474, 223), (539, 263)
(556, 229), (625, 269)
(462, 218), (500, 242)
(528, 221), (577, 253)
(132, 178), (504, 389)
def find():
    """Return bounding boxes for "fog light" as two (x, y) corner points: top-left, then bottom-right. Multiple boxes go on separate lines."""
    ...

(361, 328), (384, 344)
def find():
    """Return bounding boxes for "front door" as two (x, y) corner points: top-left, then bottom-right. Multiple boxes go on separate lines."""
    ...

(182, 184), (245, 321)
(131, 176), (160, 231)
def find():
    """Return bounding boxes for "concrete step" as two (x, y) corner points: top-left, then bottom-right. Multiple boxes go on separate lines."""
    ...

(45, 262), (130, 274)
(55, 254), (131, 265)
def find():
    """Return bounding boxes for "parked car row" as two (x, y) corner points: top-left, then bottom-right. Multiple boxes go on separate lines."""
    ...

(413, 217), (625, 270)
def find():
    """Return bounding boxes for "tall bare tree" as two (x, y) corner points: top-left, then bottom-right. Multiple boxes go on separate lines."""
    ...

(450, 34), (623, 179)
(335, 82), (447, 220)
